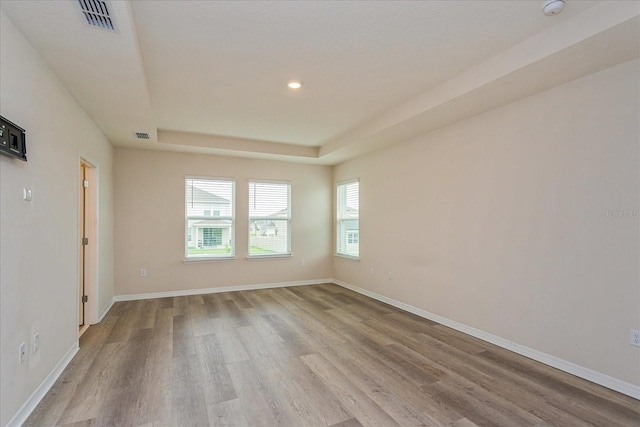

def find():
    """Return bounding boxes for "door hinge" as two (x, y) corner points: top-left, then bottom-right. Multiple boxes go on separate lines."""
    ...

(82, 180), (89, 188)
(82, 295), (88, 303)
(82, 237), (89, 246)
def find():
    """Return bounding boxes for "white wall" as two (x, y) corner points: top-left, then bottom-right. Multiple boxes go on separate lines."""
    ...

(334, 59), (640, 387)
(114, 149), (333, 295)
(0, 10), (114, 426)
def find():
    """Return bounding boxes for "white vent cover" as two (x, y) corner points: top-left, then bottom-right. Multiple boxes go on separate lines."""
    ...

(135, 132), (150, 140)
(77, 0), (115, 31)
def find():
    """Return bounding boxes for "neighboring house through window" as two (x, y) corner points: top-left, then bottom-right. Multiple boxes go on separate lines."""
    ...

(185, 177), (235, 258)
(249, 181), (291, 256)
(336, 179), (359, 257)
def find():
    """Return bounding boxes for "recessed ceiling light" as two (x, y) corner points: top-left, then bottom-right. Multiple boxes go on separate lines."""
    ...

(287, 80), (303, 89)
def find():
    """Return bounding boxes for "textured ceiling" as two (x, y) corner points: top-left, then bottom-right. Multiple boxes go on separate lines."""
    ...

(1, 0), (638, 164)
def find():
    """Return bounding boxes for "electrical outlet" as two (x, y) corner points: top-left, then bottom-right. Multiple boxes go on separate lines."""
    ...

(299, 260), (305, 268)
(630, 329), (640, 347)
(19, 342), (26, 364)
(140, 268), (147, 277)
(32, 332), (39, 353)
(388, 271), (392, 280)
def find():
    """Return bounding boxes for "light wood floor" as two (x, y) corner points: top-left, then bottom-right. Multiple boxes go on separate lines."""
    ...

(26, 284), (639, 426)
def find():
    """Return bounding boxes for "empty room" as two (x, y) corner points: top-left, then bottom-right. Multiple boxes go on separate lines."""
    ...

(1, 0), (639, 426)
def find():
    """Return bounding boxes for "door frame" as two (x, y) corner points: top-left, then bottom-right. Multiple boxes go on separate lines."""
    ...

(79, 156), (98, 329)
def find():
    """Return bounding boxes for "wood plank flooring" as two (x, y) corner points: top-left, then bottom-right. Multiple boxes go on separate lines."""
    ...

(25, 284), (640, 426)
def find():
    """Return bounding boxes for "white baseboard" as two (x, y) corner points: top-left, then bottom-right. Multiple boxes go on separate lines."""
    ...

(113, 278), (333, 302)
(6, 343), (79, 427)
(98, 297), (115, 322)
(332, 279), (640, 400)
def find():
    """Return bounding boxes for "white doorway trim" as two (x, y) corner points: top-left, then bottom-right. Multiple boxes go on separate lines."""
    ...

(79, 155), (99, 328)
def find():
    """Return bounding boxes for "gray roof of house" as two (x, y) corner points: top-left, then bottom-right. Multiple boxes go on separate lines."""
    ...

(186, 185), (231, 205)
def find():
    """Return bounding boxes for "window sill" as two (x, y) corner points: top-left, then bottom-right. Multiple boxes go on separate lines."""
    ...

(247, 254), (292, 260)
(334, 253), (360, 261)
(183, 256), (237, 263)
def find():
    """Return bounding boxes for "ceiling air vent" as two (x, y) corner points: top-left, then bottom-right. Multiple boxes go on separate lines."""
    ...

(77, 0), (115, 31)
(135, 132), (150, 140)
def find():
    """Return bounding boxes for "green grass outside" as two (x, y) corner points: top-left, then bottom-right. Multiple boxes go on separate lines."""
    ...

(249, 246), (276, 254)
(187, 246), (275, 255)
(187, 247), (231, 255)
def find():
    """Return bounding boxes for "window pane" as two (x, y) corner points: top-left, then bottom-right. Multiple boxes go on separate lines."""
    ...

(337, 180), (359, 257)
(249, 181), (291, 256)
(185, 178), (234, 258)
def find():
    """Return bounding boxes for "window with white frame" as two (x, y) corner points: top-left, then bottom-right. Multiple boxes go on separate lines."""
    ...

(249, 181), (291, 256)
(336, 180), (359, 257)
(185, 177), (235, 258)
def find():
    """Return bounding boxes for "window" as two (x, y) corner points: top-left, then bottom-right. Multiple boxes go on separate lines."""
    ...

(185, 177), (235, 259)
(249, 181), (291, 256)
(336, 179), (359, 257)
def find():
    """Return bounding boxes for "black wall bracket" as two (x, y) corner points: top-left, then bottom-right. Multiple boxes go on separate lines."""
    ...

(0, 116), (27, 162)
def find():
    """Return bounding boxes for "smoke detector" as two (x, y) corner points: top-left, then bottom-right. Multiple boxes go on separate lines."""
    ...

(543, 0), (565, 16)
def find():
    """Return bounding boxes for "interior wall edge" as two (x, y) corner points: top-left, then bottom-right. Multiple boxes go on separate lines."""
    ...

(332, 279), (640, 400)
(98, 298), (116, 323)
